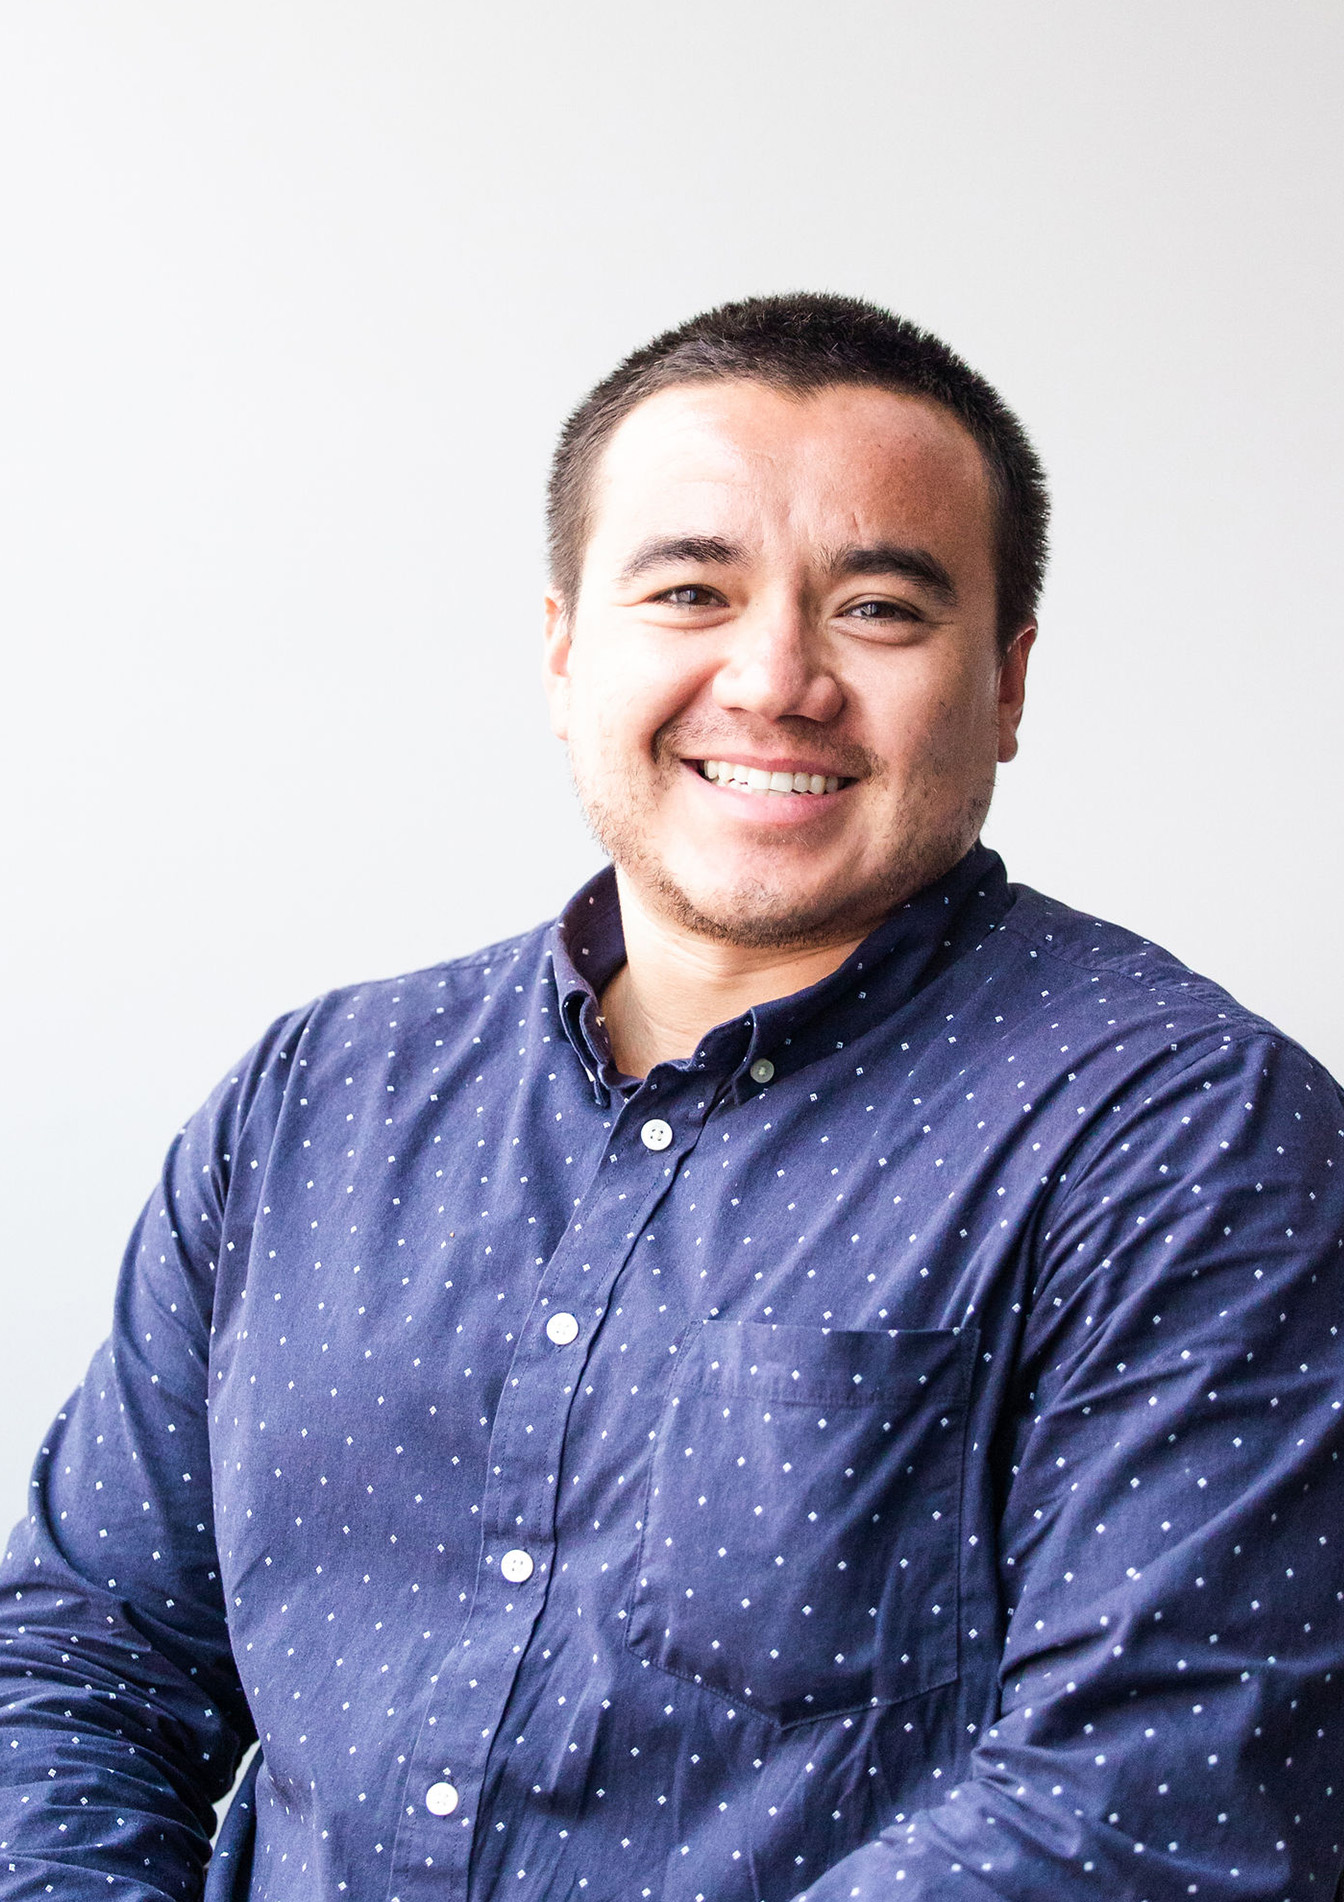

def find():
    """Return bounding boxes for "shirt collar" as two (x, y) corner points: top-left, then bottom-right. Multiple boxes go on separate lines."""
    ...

(550, 867), (636, 1102)
(548, 843), (1012, 1105)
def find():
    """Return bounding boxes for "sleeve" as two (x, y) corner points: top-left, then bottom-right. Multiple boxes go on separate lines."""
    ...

(796, 1032), (1344, 1902)
(0, 1019), (299, 1901)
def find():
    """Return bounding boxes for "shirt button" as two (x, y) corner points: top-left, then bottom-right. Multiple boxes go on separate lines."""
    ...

(425, 1782), (459, 1816)
(640, 1118), (673, 1151)
(545, 1311), (580, 1346)
(500, 1548), (534, 1583)
(749, 1057), (775, 1084)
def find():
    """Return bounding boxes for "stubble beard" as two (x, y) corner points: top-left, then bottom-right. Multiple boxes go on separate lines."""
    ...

(571, 744), (997, 955)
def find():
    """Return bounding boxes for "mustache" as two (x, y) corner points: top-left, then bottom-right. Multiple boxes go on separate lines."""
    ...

(653, 719), (880, 781)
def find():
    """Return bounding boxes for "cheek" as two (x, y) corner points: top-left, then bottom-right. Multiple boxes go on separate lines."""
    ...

(860, 654), (1000, 779)
(856, 655), (948, 737)
(571, 637), (705, 755)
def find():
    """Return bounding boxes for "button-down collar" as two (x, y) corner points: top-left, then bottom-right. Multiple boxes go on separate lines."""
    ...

(552, 843), (1011, 1104)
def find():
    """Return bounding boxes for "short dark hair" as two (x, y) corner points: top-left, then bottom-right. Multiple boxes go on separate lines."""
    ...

(546, 292), (1049, 653)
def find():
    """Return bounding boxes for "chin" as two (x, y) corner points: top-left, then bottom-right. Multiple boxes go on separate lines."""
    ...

(651, 808), (990, 948)
(647, 864), (879, 951)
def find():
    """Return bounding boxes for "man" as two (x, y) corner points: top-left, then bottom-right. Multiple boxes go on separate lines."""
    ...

(2, 294), (1341, 1902)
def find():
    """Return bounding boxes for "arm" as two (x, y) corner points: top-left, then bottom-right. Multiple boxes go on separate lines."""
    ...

(0, 1024), (297, 1899)
(798, 1034), (1344, 1901)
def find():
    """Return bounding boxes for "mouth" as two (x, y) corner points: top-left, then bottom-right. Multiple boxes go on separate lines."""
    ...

(696, 759), (853, 797)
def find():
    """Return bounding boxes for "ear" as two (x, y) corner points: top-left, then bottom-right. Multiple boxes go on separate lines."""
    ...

(542, 589), (573, 742)
(995, 625), (1035, 764)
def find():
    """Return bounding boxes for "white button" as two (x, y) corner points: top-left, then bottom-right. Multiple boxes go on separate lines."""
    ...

(640, 1118), (673, 1151)
(545, 1311), (580, 1346)
(425, 1781), (459, 1816)
(749, 1057), (775, 1084)
(500, 1548), (534, 1583)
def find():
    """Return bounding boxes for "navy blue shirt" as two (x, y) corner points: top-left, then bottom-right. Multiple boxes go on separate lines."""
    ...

(3, 845), (1343, 1902)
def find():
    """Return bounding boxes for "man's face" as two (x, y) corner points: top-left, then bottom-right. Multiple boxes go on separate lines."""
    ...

(543, 379), (1032, 952)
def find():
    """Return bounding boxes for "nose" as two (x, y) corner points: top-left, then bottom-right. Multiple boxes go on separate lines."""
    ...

(711, 602), (843, 725)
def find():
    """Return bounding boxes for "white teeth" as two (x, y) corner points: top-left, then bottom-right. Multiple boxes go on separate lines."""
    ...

(699, 759), (845, 795)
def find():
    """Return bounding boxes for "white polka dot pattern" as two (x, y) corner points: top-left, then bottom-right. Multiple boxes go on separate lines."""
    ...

(0, 844), (1341, 1902)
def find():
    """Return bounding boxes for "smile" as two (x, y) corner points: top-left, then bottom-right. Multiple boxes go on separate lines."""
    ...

(698, 760), (847, 796)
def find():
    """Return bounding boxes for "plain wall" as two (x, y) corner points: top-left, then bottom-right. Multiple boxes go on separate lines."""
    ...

(1, 0), (1341, 1522)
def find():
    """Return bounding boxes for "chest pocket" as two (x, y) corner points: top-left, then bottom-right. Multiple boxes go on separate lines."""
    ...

(626, 1320), (971, 1727)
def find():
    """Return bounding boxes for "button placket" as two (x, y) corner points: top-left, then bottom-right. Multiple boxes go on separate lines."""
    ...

(392, 1080), (716, 1900)
(478, 1086), (710, 1550)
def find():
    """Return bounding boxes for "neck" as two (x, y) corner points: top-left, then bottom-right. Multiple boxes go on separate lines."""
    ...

(600, 872), (868, 1078)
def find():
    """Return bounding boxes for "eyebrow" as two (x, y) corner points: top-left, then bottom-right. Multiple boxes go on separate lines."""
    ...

(616, 535), (746, 584)
(826, 543), (958, 605)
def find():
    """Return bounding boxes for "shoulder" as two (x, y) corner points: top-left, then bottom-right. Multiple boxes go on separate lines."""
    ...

(996, 879), (1314, 1063)
(284, 918), (556, 1048)
(985, 886), (1342, 1224)
(195, 916), (560, 1146)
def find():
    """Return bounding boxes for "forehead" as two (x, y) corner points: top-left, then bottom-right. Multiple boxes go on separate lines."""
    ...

(583, 378), (997, 570)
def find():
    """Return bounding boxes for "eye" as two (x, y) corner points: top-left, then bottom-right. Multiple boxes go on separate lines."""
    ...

(843, 597), (920, 622)
(653, 584), (726, 607)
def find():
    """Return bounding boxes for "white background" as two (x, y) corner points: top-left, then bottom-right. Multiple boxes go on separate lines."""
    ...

(1, 2), (1340, 1522)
